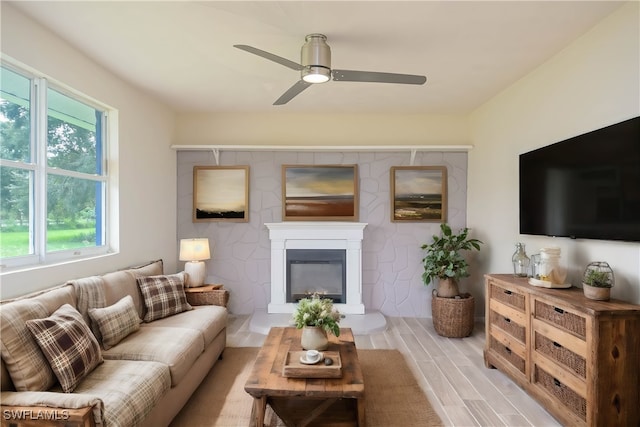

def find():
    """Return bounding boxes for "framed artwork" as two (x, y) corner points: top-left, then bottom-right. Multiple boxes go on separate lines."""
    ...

(282, 165), (359, 221)
(390, 166), (447, 222)
(193, 166), (249, 222)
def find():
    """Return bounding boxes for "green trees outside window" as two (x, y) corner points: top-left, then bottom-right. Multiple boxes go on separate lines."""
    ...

(0, 64), (109, 264)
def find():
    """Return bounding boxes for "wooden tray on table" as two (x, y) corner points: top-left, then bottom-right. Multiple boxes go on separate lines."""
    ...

(282, 350), (342, 378)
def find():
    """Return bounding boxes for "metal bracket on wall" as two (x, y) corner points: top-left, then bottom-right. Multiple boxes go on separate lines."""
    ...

(409, 149), (417, 166)
(211, 148), (220, 165)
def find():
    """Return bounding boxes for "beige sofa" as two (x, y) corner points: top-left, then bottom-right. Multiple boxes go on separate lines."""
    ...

(0, 260), (228, 427)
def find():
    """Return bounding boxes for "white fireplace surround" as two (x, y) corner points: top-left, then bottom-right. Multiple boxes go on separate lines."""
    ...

(265, 222), (367, 314)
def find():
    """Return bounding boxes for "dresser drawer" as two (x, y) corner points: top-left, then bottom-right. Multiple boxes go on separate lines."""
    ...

(533, 331), (586, 379)
(534, 299), (587, 339)
(533, 364), (586, 422)
(490, 309), (526, 343)
(490, 282), (526, 311)
(489, 336), (525, 374)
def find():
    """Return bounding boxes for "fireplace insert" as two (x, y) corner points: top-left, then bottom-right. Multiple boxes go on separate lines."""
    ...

(286, 249), (346, 303)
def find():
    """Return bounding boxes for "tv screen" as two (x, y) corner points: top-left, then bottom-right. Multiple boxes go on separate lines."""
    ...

(519, 116), (640, 242)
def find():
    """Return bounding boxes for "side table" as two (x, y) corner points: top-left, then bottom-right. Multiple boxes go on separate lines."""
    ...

(184, 284), (229, 307)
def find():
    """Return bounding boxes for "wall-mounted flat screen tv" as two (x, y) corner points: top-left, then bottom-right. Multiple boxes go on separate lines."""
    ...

(519, 116), (640, 242)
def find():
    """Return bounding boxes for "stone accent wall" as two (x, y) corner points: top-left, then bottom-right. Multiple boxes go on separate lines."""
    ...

(177, 150), (468, 317)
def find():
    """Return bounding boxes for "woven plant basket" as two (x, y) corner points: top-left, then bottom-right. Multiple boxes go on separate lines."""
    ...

(431, 291), (474, 338)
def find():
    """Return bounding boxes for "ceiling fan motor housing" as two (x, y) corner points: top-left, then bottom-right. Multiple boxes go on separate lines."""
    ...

(301, 34), (331, 83)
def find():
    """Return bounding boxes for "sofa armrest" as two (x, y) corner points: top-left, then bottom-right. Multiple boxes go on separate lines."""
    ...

(1, 392), (102, 427)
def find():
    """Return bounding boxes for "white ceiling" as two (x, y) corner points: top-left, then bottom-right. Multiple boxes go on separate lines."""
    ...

(11, 1), (625, 114)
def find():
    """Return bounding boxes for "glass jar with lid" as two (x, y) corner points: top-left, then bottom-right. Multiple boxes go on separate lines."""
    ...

(539, 247), (567, 285)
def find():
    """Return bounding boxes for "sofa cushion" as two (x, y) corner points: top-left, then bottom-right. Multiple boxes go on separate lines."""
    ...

(126, 259), (164, 277)
(0, 299), (56, 391)
(102, 327), (203, 386)
(142, 305), (227, 348)
(136, 273), (192, 322)
(73, 359), (171, 427)
(26, 304), (103, 393)
(1, 282), (77, 311)
(89, 295), (141, 350)
(101, 270), (145, 320)
(99, 259), (164, 321)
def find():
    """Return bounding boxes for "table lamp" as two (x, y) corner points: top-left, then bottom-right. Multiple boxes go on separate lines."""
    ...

(179, 238), (211, 287)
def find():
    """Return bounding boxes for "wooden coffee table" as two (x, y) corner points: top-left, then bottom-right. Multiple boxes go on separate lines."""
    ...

(244, 327), (365, 427)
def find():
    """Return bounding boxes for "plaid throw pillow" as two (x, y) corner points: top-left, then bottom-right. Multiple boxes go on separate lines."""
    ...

(25, 304), (103, 393)
(137, 273), (192, 322)
(88, 295), (141, 350)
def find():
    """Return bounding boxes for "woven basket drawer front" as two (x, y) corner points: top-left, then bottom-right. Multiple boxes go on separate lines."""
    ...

(490, 310), (526, 343)
(534, 365), (587, 421)
(534, 300), (586, 339)
(534, 332), (586, 379)
(490, 283), (526, 311)
(490, 336), (525, 374)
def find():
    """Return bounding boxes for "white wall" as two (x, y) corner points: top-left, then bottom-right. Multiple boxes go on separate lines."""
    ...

(0, 4), (179, 298)
(468, 2), (640, 304)
(176, 112), (469, 146)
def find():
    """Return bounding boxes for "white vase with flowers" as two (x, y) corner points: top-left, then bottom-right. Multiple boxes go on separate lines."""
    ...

(292, 293), (341, 350)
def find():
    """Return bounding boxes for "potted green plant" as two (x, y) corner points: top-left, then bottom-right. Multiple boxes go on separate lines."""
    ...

(582, 262), (614, 301)
(292, 293), (341, 350)
(421, 223), (483, 337)
(421, 223), (483, 298)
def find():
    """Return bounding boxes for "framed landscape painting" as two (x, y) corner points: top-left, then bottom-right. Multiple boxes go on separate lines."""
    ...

(282, 165), (359, 221)
(193, 166), (249, 222)
(390, 166), (447, 222)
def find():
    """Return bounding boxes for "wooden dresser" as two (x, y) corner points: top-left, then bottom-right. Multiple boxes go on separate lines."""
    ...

(484, 274), (640, 426)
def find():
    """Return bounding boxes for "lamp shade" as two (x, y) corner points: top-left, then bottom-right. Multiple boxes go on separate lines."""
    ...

(179, 238), (211, 261)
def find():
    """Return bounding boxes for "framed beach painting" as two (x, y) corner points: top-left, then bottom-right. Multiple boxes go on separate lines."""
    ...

(390, 166), (447, 222)
(282, 165), (359, 221)
(193, 166), (249, 222)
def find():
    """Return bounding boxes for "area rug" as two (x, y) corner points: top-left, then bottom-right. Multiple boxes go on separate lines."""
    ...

(170, 347), (443, 427)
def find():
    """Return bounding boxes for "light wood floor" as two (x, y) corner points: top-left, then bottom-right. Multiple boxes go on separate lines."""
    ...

(226, 314), (561, 427)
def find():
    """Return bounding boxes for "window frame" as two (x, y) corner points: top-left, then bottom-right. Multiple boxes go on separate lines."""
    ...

(0, 60), (114, 271)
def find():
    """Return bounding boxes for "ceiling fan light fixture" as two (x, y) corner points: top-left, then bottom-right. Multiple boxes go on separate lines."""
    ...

(302, 66), (331, 83)
(234, 32), (427, 104)
(301, 33), (331, 83)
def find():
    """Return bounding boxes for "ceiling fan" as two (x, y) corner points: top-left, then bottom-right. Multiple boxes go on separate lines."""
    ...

(234, 34), (427, 105)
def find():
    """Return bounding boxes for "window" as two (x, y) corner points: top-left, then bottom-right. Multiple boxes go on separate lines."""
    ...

(0, 62), (111, 269)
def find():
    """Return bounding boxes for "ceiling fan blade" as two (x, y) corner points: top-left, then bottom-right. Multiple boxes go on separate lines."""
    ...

(332, 69), (426, 85)
(234, 45), (303, 71)
(274, 80), (312, 105)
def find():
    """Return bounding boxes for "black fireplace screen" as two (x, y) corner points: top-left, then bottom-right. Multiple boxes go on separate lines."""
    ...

(286, 249), (346, 303)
